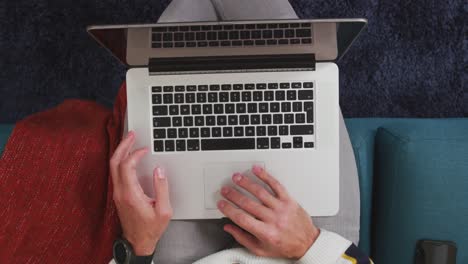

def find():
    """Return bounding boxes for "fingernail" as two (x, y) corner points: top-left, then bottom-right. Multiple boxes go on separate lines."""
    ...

(217, 200), (225, 208)
(232, 173), (242, 182)
(127, 131), (134, 138)
(252, 165), (263, 174)
(221, 187), (230, 195)
(157, 167), (165, 179)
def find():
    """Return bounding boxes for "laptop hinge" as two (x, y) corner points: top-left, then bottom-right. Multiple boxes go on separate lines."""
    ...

(148, 54), (315, 75)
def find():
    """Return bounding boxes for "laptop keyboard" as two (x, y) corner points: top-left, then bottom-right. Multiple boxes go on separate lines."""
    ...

(151, 82), (314, 152)
(151, 22), (313, 48)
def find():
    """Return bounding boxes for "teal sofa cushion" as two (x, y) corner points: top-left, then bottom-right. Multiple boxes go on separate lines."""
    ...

(0, 125), (14, 156)
(373, 119), (468, 264)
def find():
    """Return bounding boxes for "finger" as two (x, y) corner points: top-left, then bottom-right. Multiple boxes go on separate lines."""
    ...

(153, 167), (172, 217)
(111, 131), (136, 165)
(252, 165), (289, 200)
(224, 224), (261, 254)
(221, 186), (274, 221)
(217, 200), (268, 239)
(232, 173), (279, 209)
(119, 147), (148, 194)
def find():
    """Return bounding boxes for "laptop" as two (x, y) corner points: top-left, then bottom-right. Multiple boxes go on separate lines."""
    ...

(88, 18), (367, 219)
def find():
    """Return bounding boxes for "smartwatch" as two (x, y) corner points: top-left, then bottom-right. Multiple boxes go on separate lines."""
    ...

(113, 238), (154, 264)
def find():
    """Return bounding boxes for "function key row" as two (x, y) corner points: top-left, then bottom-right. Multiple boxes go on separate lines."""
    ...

(151, 82), (313, 93)
(152, 23), (312, 32)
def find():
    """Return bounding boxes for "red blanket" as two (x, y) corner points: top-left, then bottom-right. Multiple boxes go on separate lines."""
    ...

(0, 84), (128, 263)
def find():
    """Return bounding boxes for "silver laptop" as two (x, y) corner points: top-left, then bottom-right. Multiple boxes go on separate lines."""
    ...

(88, 18), (367, 219)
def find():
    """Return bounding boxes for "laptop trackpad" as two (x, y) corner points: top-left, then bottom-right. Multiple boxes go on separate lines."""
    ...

(203, 162), (266, 210)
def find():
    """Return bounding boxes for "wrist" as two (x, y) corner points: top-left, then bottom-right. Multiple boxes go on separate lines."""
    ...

(126, 238), (157, 256)
(294, 227), (320, 259)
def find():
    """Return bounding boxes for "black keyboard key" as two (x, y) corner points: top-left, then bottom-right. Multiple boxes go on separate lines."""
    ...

(268, 23), (278, 29)
(251, 115), (261, 124)
(190, 128), (199, 138)
(304, 142), (314, 148)
(201, 138), (255, 151)
(154, 140), (164, 152)
(245, 83), (256, 90)
(173, 117), (182, 127)
(273, 114), (283, 124)
(168, 26), (178, 31)
(268, 83), (278, 89)
(163, 41), (173, 47)
(262, 30), (273, 38)
(223, 25), (234, 30)
(251, 30), (261, 39)
(186, 93), (196, 103)
(165, 140), (175, 151)
(169, 105), (179, 115)
(296, 29), (312, 38)
(213, 25), (222, 30)
(241, 92), (251, 102)
(301, 23), (311, 27)
(228, 115), (238, 125)
(225, 104), (235, 114)
(302, 38), (312, 44)
(264, 91), (274, 101)
(175, 93), (184, 104)
(206, 116), (216, 126)
(219, 92), (229, 102)
(282, 142), (292, 149)
(186, 41), (196, 47)
(210, 84), (220, 91)
(256, 126), (266, 136)
(253, 91), (263, 101)
(220, 40), (231, 46)
(178, 128), (188, 138)
(236, 103), (246, 113)
(270, 102), (280, 112)
(293, 137), (303, 148)
(163, 94), (173, 104)
(174, 41), (185, 48)
(293, 102), (302, 112)
(275, 91), (285, 101)
(303, 82), (314, 89)
(278, 39), (289, 45)
(181, 105), (190, 115)
(212, 127), (222, 137)
(280, 83), (290, 89)
(230, 92), (240, 102)
(290, 39), (300, 44)
(190, 25), (201, 31)
(214, 104), (224, 114)
(233, 40), (242, 46)
(229, 31), (239, 39)
(271, 137), (281, 149)
(207, 31), (217, 40)
(184, 116), (194, 126)
(198, 41), (208, 47)
(163, 86), (174, 92)
(279, 125), (288, 135)
(163, 33), (173, 41)
(217, 115), (227, 126)
(196, 32), (206, 40)
(174, 33), (184, 41)
(274, 30), (284, 38)
(197, 93), (207, 103)
(235, 24), (244, 30)
(290, 125), (314, 135)
(287, 90), (297, 100)
(290, 23), (300, 28)
(167, 128), (177, 138)
(285, 29), (295, 38)
(245, 126), (255, 136)
(153, 106), (168, 116)
(259, 103), (268, 113)
(176, 140), (186, 151)
(153, 33), (162, 41)
(246, 24), (256, 29)
(154, 129), (166, 139)
(257, 24), (267, 29)
(255, 40), (266, 45)
(152, 86), (162, 93)
(257, 138), (269, 149)
(191, 104), (202, 115)
(209, 41), (220, 47)
(268, 126), (277, 136)
(218, 31), (228, 40)
(284, 113), (294, 124)
(239, 115), (249, 125)
(203, 104), (213, 114)
(223, 127), (233, 137)
(240, 31), (250, 39)
(187, 85), (197, 91)
(187, 139), (200, 151)
(185, 32), (195, 41)
(154, 117), (171, 127)
(292, 82), (302, 88)
(195, 116), (204, 126)
(174, 85), (184, 92)
(296, 113), (306, 123)
(201, 128), (210, 138)
(202, 25), (212, 30)
(222, 84), (232, 90)
(267, 39), (277, 45)
(233, 84), (243, 90)
(208, 92), (218, 102)
(243, 40), (254, 46)
(307, 110), (314, 123)
(262, 114), (272, 124)
(304, 101), (314, 111)
(248, 103), (257, 113)
(198, 85), (208, 91)
(234, 127), (244, 137)
(281, 102), (291, 112)
(298, 90), (313, 100)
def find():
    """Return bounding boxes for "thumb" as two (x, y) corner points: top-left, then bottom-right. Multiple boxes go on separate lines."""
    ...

(153, 167), (172, 216)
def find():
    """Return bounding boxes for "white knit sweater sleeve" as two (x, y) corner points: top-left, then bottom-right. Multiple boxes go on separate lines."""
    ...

(296, 229), (352, 264)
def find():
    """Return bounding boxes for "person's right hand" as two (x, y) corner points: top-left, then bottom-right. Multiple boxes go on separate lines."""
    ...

(110, 131), (173, 256)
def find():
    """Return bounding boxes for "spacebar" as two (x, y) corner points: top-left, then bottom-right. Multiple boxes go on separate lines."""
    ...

(201, 138), (255, 151)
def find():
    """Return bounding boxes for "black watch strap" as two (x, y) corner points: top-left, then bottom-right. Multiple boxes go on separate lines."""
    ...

(113, 238), (154, 264)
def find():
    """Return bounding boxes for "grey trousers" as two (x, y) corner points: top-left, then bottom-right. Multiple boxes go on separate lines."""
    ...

(154, 1), (361, 263)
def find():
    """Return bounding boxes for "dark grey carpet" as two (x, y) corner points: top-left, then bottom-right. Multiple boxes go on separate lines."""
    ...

(1, 0), (466, 123)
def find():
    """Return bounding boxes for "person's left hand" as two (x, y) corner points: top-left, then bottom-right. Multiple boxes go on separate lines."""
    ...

(218, 165), (320, 260)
